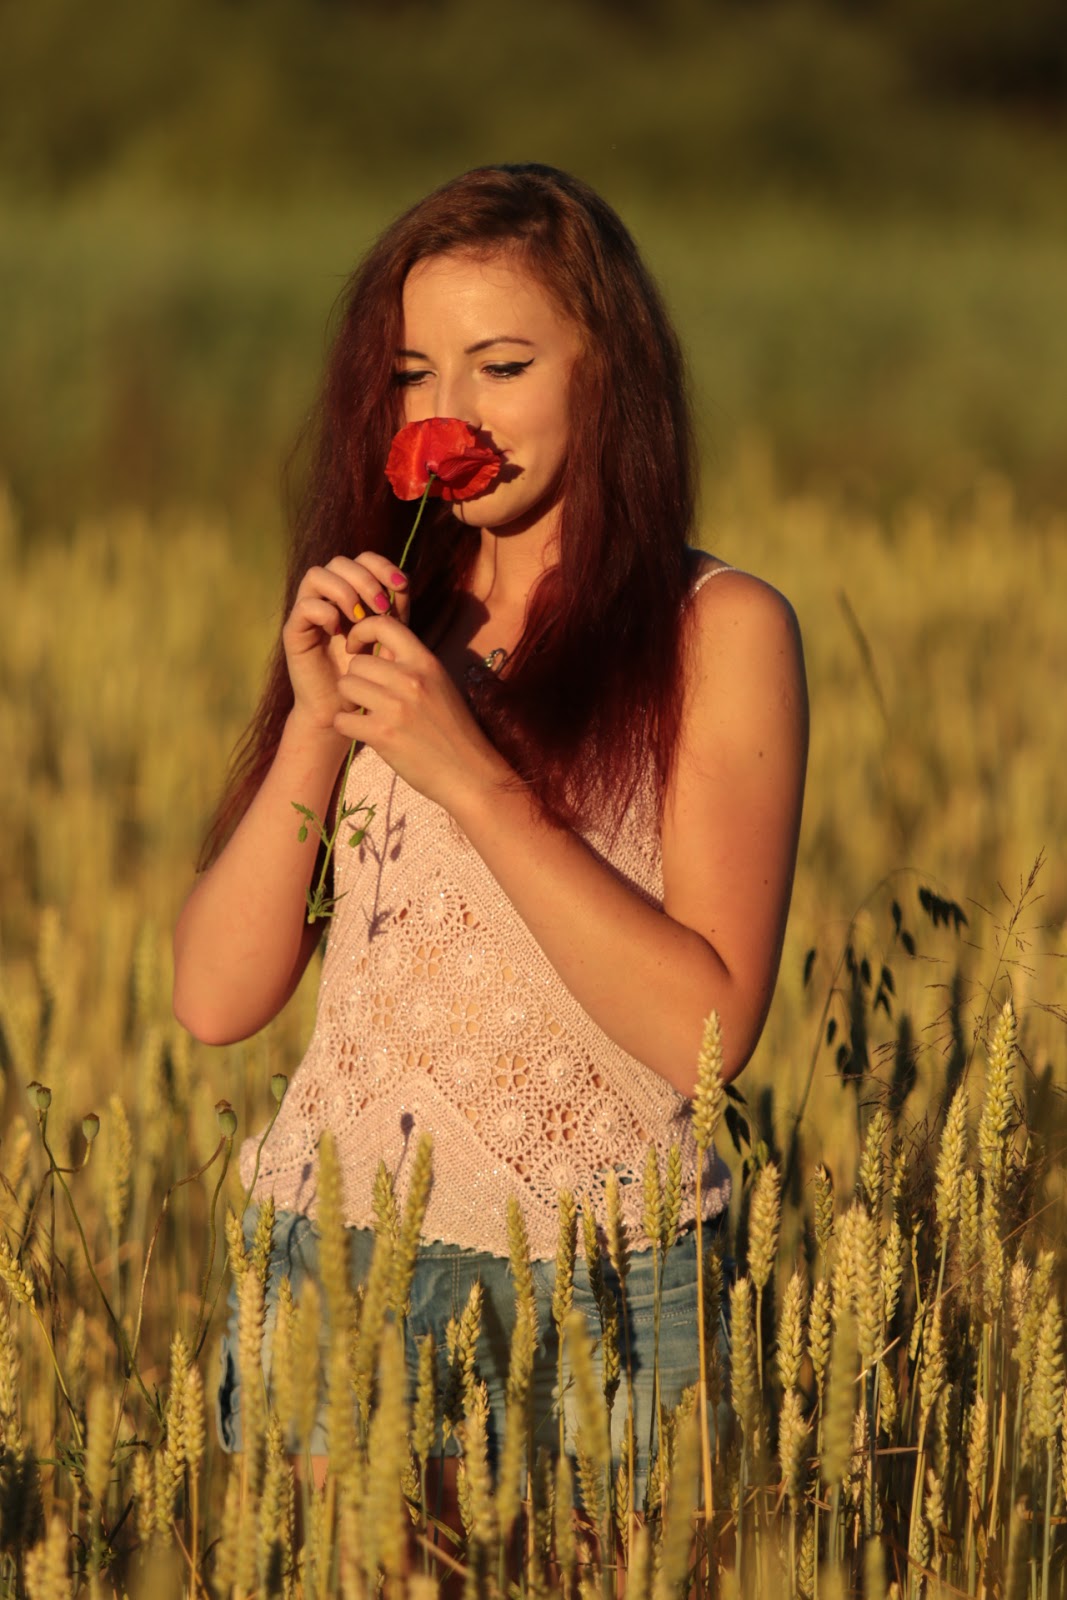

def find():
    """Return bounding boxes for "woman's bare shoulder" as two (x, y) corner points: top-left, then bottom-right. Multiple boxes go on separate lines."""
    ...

(686, 549), (802, 648)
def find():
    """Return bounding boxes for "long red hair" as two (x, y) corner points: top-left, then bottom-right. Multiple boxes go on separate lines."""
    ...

(199, 164), (697, 867)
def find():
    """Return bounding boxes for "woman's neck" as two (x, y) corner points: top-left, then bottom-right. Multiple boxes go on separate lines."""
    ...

(467, 522), (558, 612)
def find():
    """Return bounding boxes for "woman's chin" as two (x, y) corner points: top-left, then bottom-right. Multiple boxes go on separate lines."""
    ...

(452, 490), (563, 541)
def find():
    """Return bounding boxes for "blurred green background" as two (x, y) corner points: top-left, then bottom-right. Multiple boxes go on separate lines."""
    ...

(3, 0), (1066, 535)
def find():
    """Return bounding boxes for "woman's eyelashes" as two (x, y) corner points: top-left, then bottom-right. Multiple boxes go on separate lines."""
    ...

(392, 358), (534, 388)
(483, 359), (534, 379)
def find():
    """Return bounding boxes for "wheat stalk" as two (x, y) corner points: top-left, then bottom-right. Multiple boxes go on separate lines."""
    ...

(289, 1276), (322, 1459)
(858, 1107), (890, 1223)
(814, 1162), (835, 1266)
(977, 997), (1016, 1213)
(934, 1082), (968, 1256)
(391, 1133), (433, 1318)
(24, 1516), (70, 1600)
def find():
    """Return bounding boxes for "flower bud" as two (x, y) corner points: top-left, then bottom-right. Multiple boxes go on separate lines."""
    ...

(270, 1073), (288, 1106)
(82, 1113), (100, 1144)
(215, 1100), (238, 1137)
(28, 1081), (52, 1112)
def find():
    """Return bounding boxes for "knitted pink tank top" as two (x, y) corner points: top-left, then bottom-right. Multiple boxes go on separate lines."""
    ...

(241, 565), (733, 1258)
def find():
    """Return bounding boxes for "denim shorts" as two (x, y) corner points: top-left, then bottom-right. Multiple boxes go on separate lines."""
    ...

(216, 1206), (731, 1500)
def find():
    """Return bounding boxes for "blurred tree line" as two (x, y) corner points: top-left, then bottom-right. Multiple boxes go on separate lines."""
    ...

(2, 0), (1065, 526)
(2, 0), (1064, 209)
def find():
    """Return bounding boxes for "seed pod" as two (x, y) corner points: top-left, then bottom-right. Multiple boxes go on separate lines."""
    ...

(925, 1468), (945, 1572)
(918, 1299), (946, 1429)
(290, 1278), (322, 1454)
(958, 1169), (981, 1308)
(934, 1083), (968, 1250)
(363, 1324), (411, 1576)
(316, 1131), (349, 1327)
(1028, 1297), (1064, 1443)
(84, 1387), (114, 1513)
(982, 1209), (1005, 1325)
(822, 1310), (858, 1488)
(104, 1094), (133, 1239)
(236, 1269), (266, 1483)
(183, 1360), (205, 1473)
(858, 1107), (890, 1222)
(729, 1277), (758, 1451)
(372, 1157), (399, 1242)
(814, 1163), (835, 1262)
(553, 1454), (576, 1580)
(565, 1311), (610, 1473)
(977, 998), (1016, 1210)
(662, 1143), (683, 1253)
(967, 1394), (989, 1508)
(552, 1189), (578, 1331)
(877, 1359), (898, 1437)
(777, 1270), (807, 1392)
(604, 1168), (630, 1284)
(864, 1535), (887, 1600)
(809, 1278), (832, 1398)
(881, 1215), (906, 1329)
(391, 1133), (433, 1317)
(747, 1161), (781, 1295)
(797, 1515), (816, 1599)
(693, 1012), (726, 1152)
(249, 1195), (276, 1290)
(23, 1516), (70, 1600)
(214, 1099), (237, 1138)
(778, 1387), (809, 1509)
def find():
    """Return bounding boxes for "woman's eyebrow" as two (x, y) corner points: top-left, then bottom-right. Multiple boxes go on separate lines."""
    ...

(465, 336), (535, 354)
(395, 337), (536, 359)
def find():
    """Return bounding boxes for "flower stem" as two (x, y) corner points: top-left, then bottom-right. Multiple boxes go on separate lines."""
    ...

(39, 1120), (156, 1412)
(302, 474), (436, 922)
(398, 475), (436, 570)
(192, 1134), (234, 1361)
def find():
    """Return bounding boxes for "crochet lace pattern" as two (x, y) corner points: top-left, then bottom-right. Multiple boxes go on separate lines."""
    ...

(240, 568), (734, 1258)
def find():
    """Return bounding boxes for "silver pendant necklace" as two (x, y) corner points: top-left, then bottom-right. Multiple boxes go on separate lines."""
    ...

(465, 645), (509, 692)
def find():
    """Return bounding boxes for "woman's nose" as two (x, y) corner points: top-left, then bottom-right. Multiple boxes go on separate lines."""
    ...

(434, 371), (480, 428)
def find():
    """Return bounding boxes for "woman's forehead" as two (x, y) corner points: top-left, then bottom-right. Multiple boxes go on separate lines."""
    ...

(401, 251), (577, 344)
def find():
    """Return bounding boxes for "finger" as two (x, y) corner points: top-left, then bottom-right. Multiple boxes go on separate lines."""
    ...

(295, 565), (361, 624)
(346, 613), (422, 659)
(326, 554), (410, 621)
(333, 670), (394, 729)
(300, 558), (387, 625)
(287, 596), (347, 637)
(334, 706), (376, 742)
(337, 652), (408, 701)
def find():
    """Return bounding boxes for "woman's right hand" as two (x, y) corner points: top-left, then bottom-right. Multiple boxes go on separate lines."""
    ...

(282, 552), (411, 732)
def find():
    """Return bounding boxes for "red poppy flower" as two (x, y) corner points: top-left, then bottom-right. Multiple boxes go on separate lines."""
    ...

(385, 417), (503, 503)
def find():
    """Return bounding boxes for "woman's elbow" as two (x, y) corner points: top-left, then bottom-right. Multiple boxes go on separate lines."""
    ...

(680, 983), (771, 1095)
(172, 977), (253, 1048)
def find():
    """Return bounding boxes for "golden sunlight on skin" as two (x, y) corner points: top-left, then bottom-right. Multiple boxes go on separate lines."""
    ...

(396, 252), (582, 566)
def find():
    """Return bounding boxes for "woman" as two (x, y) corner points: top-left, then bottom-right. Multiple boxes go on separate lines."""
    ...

(173, 163), (807, 1489)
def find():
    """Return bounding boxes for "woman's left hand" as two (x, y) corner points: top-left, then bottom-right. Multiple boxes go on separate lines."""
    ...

(338, 613), (512, 811)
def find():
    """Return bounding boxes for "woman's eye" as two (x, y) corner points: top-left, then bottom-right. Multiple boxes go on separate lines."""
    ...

(484, 360), (533, 379)
(393, 370), (429, 388)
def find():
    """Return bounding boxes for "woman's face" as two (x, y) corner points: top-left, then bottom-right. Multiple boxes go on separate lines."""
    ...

(396, 250), (582, 539)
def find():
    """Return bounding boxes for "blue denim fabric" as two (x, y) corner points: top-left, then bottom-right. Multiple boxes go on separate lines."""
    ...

(216, 1207), (731, 1503)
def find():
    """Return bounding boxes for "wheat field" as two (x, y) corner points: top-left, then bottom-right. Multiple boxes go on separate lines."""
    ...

(1, 459), (1065, 1597)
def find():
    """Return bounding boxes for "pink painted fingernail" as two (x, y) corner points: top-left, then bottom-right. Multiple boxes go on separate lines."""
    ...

(391, 571), (407, 587)
(373, 592), (390, 612)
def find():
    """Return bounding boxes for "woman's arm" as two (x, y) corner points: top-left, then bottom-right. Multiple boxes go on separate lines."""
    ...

(172, 711), (345, 1044)
(172, 551), (411, 1045)
(336, 570), (808, 1091)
